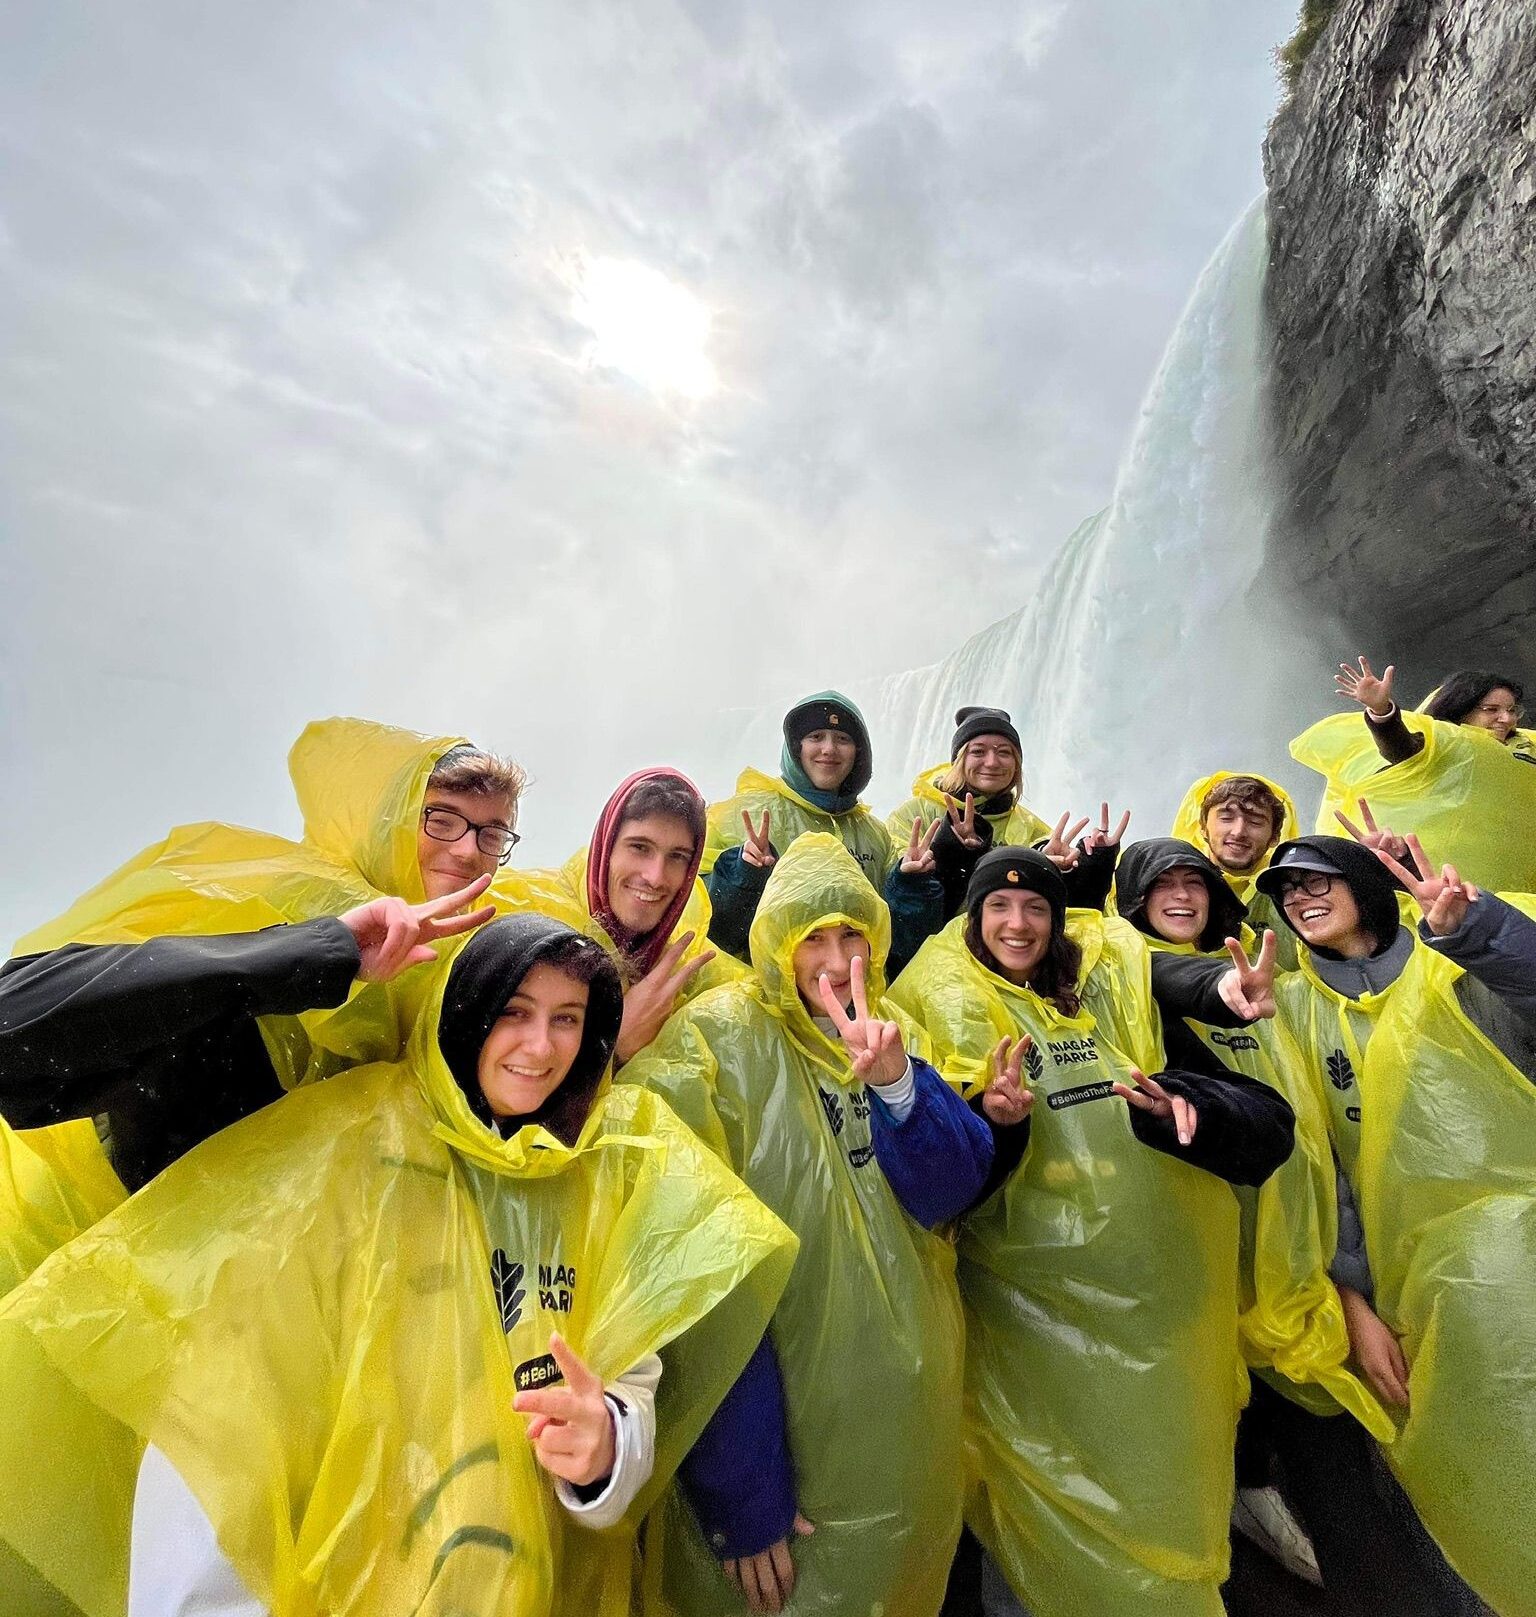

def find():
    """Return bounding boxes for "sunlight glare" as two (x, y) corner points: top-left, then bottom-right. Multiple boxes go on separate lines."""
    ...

(571, 257), (717, 400)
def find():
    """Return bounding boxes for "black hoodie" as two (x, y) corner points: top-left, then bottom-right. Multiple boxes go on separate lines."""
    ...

(1116, 838), (1249, 955)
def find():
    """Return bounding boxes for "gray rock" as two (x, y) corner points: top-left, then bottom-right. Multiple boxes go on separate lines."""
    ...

(1263, 0), (1536, 687)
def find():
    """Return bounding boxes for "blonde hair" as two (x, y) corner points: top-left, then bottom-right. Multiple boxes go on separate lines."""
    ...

(939, 739), (1022, 798)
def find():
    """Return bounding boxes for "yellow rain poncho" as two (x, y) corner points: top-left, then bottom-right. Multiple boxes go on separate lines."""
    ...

(884, 763), (1051, 851)
(496, 850), (744, 1001)
(625, 835), (966, 1617)
(1290, 710), (1536, 893)
(1274, 931), (1536, 1614)
(888, 911), (1244, 1617)
(0, 718), (478, 1298)
(1172, 771), (1300, 967)
(0, 927), (796, 1617)
(702, 768), (893, 888)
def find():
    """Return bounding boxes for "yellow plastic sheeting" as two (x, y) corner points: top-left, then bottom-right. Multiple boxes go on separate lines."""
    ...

(495, 850), (745, 1000)
(884, 763), (1051, 852)
(0, 1119), (126, 1298)
(626, 835), (965, 1617)
(888, 911), (1243, 1617)
(1275, 929), (1536, 1615)
(0, 947), (796, 1617)
(1290, 711), (1536, 893)
(1143, 941), (1390, 1438)
(701, 767), (893, 888)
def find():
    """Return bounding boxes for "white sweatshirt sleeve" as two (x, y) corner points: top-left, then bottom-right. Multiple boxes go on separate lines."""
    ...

(554, 1353), (662, 1530)
(130, 1443), (266, 1617)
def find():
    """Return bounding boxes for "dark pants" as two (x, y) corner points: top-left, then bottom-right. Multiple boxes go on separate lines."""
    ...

(1235, 1376), (1487, 1616)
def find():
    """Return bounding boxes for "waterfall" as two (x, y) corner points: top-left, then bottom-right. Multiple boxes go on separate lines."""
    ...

(735, 197), (1317, 832)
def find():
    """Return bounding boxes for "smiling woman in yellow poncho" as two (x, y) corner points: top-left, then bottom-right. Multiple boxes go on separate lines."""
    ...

(0, 913), (794, 1617)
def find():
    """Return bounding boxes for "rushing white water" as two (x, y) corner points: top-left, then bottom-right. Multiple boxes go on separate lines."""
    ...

(733, 197), (1318, 832)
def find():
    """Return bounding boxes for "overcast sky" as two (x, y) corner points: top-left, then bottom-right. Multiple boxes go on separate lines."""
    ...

(1, 0), (1298, 940)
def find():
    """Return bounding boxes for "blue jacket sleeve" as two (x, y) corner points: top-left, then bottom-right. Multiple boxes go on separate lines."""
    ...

(1423, 892), (1536, 1028)
(868, 1058), (994, 1227)
(883, 867), (945, 984)
(705, 846), (774, 962)
(676, 1335), (796, 1560)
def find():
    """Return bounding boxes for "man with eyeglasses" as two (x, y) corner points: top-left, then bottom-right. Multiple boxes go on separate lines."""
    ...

(0, 722), (524, 1221)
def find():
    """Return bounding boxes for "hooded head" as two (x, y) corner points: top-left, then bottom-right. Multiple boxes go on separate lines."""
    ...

(1172, 770), (1297, 884)
(748, 834), (891, 1072)
(779, 691), (873, 812)
(1254, 836), (1404, 958)
(1116, 838), (1248, 954)
(436, 913), (624, 1147)
(585, 768), (707, 976)
(290, 717), (524, 903)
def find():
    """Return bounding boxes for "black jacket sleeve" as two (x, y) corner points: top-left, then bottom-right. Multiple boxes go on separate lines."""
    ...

(883, 867), (945, 984)
(1364, 706), (1425, 766)
(1149, 951), (1249, 1028)
(966, 1092), (1031, 1206)
(0, 919), (360, 1127)
(1060, 841), (1119, 912)
(929, 813), (994, 918)
(705, 847), (774, 962)
(1126, 1056), (1295, 1187)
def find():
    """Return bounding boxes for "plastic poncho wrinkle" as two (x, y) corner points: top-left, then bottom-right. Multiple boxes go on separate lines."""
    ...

(626, 834), (964, 1617)
(889, 912), (1241, 1617)
(0, 943), (796, 1617)
(1290, 710), (1536, 893)
(1274, 923), (1536, 1614)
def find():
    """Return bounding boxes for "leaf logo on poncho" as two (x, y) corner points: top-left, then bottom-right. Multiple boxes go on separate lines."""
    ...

(1326, 1049), (1356, 1092)
(818, 1087), (845, 1136)
(491, 1250), (526, 1332)
(1023, 1039), (1045, 1086)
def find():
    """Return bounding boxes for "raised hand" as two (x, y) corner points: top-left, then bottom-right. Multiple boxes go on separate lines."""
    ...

(1082, 801), (1132, 855)
(1113, 1068), (1197, 1147)
(339, 874), (497, 982)
(1338, 1285), (1411, 1409)
(740, 810), (776, 870)
(1371, 833), (1478, 937)
(1335, 656), (1396, 717)
(900, 815), (944, 876)
(615, 931), (716, 1063)
(724, 1514), (816, 1615)
(1334, 796), (1409, 862)
(944, 792), (985, 850)
(983, 1034), (1035, 1125)
(1217, 930), (1278, 1021)
(817, 954), (908, 1087)
(1042, 810), (1091, 871)
(512, 1332), (617, 1486)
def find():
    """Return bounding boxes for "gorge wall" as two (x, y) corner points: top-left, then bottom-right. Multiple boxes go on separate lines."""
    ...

(1264, 0), (1536, 685)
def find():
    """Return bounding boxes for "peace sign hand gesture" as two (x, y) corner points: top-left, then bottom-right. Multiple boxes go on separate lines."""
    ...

(512, 1332), (617, 1487)
(944, 792), (986, 850)
(1082, 801), (1131, 855)
(817, 954), (908, 1087)
(1372, 833), (1479, 937)
(1216, 930), (1278, 1021)
(740, 810), (776, 870)
(615, 930), (717, 1064)
(1113, 1069), (1198, 1147)
(1335, 656), (1396, 717)
(1334, 796), (1409, 862)
(340, 874), (498, 982)
(1042, 810), (1091, 871)
(900, 815), (943, 876)
(983, 1035), (1035, 1125)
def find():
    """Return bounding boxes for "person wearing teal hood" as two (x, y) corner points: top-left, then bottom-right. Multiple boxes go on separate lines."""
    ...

(702, 691), (893, 959)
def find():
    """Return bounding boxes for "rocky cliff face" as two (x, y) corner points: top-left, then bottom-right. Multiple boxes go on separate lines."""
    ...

(1263, 0), (1536, 684)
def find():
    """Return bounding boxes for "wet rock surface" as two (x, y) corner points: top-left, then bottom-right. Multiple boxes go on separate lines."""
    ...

(1263, 0), (1536, 683)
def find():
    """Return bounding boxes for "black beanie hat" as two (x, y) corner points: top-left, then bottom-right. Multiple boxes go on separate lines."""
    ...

(965, 846), (1067, 933)
(952, 705), (1021, 758)
(1254, 835), (1404, 949)
(438, 914), (624, 1145)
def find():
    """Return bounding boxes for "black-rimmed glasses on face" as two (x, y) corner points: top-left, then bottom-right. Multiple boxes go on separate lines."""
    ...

(421, 806), (520, 863)
(1275, 870), (1335, 899)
